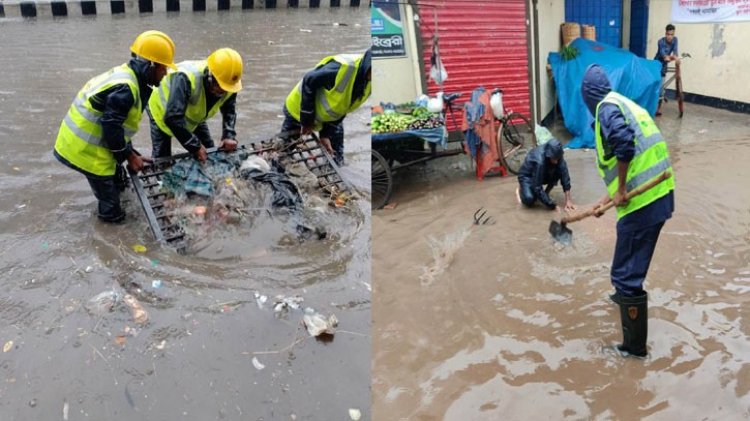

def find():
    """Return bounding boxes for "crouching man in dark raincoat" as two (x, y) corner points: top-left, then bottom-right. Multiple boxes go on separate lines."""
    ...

(517, 139), (576, 212)
(581, 64), (675, 358)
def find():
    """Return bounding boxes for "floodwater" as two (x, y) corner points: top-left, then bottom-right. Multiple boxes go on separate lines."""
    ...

(372, 103), (750, 419)
(0, 8), (370, 420)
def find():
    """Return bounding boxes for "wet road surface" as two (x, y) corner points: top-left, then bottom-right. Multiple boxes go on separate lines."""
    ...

(0, 9), (370, 420)
(372, 103), (750, 419)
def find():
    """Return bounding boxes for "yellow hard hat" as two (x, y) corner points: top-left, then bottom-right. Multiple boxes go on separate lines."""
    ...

(130, 30), (177, 70)
(207, 48), (243, 93)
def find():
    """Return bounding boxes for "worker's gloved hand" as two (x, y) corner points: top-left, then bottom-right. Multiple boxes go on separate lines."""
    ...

(219, 138), (238, 152)
(195, 145), (208, 163)
(319, 137), (334, 155)
(301, 125), (314, 136)
(127, 152), (147, 173)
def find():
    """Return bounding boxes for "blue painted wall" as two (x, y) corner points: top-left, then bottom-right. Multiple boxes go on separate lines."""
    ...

(629, 0), (649, 57)
(565, 0), (622, 48)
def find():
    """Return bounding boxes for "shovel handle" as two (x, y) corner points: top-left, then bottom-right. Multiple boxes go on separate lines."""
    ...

(561, 170), (672, 224)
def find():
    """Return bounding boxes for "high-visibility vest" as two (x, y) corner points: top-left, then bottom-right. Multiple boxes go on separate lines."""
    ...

(54, 64), (141, 176)
(148, 60), (232, 137)
(285, 54), (371, 130)
(595, 91), (675, 219)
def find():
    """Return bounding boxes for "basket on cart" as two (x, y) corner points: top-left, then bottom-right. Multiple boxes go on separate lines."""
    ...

(582, 25), (596, 41)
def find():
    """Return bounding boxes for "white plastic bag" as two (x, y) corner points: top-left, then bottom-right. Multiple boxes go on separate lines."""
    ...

(429, 62), (448, 85)
(490, 91), (504, 119)
(429, 36), (448, 84)
(534, 124), (555, 146)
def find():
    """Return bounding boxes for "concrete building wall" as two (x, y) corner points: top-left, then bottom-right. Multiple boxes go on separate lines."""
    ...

(622, 0), (631, 50)
(647, 1), (750, 104)
(371, 2), (421, 105)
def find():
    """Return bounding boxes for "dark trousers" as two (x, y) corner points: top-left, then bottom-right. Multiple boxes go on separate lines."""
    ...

(54, 150), (126, 223)
(149, 113), (214, 159)
(611, 222), (665, 297)
(281, 106), (345, 165)
(518, 176), (559, 206)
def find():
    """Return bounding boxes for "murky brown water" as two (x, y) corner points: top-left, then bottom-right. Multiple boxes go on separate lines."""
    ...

(372, 103), (750, 419)
(0, 9), (370, 420)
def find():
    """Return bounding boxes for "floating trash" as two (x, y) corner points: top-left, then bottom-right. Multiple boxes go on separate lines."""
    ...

(273, 295), (304, 313)
(254, 291), (269, 307)
(123, 294), (148, 324)
(252, 357), (265, 370)
(302, 313), (338, 337)
(86, 290), (121, 315)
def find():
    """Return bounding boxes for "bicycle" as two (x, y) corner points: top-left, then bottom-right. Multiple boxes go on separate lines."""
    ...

(443, 89), (535, 176)
(491, 88), (536, 175)
(658, 52), (690, 118)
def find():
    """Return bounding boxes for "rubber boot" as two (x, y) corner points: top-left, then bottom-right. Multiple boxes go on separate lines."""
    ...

(615, 291), (648, 358)
(609, 291), (622, 304)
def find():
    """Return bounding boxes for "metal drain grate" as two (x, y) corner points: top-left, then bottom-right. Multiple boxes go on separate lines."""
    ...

(126, 135), (350, 253)
(284, 137), (352, 193)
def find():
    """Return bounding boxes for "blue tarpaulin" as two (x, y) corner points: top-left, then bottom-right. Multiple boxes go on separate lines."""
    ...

(548, 38), (662, 149)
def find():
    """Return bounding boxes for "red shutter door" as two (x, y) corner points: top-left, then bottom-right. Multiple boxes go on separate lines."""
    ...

(417, 0), (531, 132)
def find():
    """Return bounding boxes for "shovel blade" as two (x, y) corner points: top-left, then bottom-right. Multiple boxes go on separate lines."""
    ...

(549, 220), (573, 245)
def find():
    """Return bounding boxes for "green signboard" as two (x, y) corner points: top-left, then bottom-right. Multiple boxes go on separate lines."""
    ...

(371, 1), (406, 58)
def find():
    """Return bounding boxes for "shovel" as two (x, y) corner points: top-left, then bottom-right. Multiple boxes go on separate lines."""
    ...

(549, 171), (672, 244)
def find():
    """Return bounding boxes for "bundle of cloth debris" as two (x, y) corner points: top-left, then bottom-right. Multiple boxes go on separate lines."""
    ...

(160, 145), (332, 240)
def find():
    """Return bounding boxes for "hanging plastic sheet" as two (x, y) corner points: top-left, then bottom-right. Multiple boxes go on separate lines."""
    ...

(429, 34), (448, 85)
(548, 38), (662, 149)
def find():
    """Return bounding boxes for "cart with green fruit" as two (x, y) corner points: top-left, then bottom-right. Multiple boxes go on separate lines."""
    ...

(371, 103), (462, 209)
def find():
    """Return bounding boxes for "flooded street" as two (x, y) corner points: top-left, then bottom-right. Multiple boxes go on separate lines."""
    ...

(0, 9), (370, 420)
(372, 104), (750, 419)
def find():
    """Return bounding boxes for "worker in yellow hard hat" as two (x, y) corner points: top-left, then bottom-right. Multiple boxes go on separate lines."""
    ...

(53, 30), (177, 224)
(147, 47), (243, 163)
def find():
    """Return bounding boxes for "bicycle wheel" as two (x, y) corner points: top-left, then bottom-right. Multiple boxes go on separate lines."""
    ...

(371, 149), (392, 210)
(498, 112), (536, 175)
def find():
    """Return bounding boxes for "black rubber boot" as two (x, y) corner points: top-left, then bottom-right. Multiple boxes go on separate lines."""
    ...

(615, 291), (648, 358)
(609, 291), (622, 304)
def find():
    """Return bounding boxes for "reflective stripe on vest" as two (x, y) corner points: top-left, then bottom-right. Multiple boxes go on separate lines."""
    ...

(315, 54), (356, 120)
(284, 54), (371, 129)
(149, 60), (230, 137)
(595, 91), (675, 219)
(54, 64), (141, 176)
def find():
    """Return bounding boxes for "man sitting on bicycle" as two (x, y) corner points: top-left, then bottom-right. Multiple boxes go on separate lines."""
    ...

(655, 24), (679, 116)
(517, 139), (576, 212)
